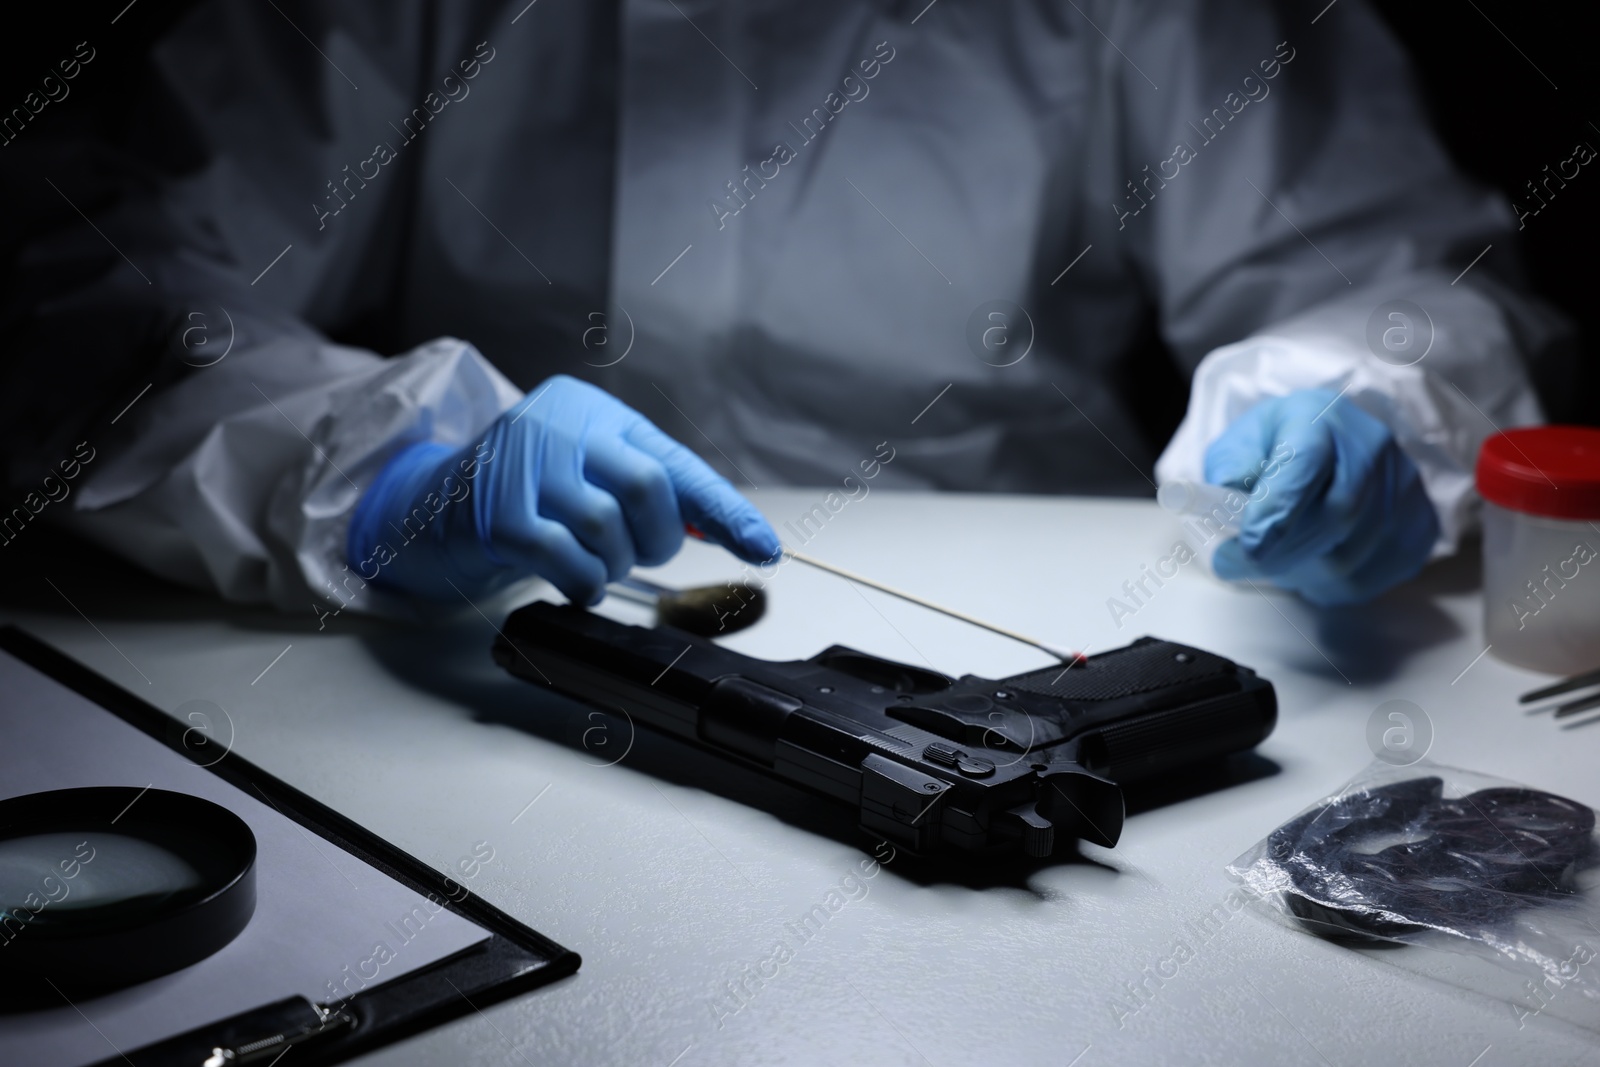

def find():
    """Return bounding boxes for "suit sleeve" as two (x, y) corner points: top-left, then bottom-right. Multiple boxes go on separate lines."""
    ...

(1087, 0), (1569, 553)
(0, 2), (519, 616)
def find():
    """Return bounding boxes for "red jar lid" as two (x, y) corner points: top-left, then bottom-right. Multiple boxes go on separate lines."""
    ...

(1477, 426), (1600, 520)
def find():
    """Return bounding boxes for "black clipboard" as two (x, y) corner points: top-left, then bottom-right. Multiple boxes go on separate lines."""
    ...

(0, 626), (580, 1067)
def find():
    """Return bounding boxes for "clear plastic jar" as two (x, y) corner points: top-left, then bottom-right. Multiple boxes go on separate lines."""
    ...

(1477, 427), (1600, 675)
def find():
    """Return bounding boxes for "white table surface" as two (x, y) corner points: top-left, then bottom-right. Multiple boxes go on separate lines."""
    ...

(3, 489), (1596, 1067)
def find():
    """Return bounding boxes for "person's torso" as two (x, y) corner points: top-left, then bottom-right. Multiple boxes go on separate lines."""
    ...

(154, 0), (1178, 494)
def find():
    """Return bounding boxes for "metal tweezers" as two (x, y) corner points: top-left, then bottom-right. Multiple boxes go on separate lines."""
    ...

(1520, 664), (1600, 720)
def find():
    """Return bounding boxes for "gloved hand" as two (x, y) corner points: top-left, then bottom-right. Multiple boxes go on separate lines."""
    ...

(1203, 388), (1440, 605)
(347, 375), (779, 604)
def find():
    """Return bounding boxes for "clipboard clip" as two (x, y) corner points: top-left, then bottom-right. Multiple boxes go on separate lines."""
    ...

(199, 1000), (354, 1066)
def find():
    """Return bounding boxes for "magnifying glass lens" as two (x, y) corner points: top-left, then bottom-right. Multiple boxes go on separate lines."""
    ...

(0, 788), (256, 996)
(1, 831), (204, 927)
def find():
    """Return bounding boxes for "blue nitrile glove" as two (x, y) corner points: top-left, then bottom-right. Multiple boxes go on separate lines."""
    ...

(1203, 388), (1440, 606)
(346, 375), (780, 605)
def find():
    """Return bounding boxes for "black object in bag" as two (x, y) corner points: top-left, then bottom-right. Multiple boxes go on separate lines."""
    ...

(1267, 776), (1595, 940)
(494, 603), (1277, 862)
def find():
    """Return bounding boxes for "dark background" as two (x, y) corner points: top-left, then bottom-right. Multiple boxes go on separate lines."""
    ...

(2, 0), (1594, 423)
(1370, 0), (1597, 423)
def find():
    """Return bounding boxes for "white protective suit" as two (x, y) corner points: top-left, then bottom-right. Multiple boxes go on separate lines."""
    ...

(0, 0), (1562, 614)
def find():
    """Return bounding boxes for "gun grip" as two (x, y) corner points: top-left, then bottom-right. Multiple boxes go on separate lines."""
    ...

(1037, 770), (1124, 849)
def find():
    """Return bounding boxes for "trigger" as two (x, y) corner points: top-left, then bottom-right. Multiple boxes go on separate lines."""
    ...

(1000, 804), (1055, 858)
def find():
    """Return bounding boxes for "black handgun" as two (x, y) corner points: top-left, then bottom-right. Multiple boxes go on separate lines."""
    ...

(493, 602), (1276, 862)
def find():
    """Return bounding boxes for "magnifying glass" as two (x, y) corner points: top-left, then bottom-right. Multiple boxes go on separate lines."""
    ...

(0, 787), (256, 998)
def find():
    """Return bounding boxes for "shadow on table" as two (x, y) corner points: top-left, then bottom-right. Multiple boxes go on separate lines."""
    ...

(356, 614), (1286, 893)
(1250, 542), (1480, 688)
(0, 531), (351, 636)
(0, 533), (1328, 893)
(1123, 751), (1280, 817)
